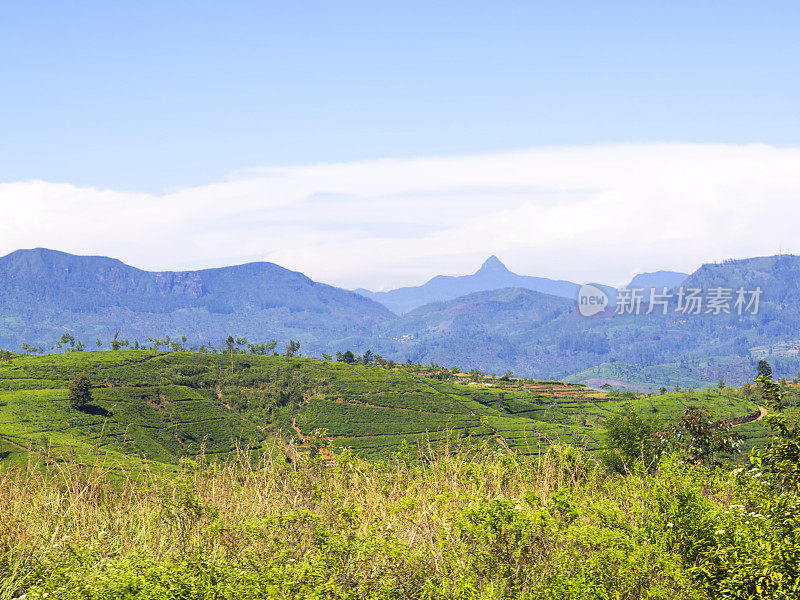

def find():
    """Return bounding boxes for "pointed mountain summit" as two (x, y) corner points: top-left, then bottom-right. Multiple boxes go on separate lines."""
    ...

(478, 255), (510, 273)
(355, 256), (594, 314)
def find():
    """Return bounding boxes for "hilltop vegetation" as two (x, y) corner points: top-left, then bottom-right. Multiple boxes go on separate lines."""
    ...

(0, 349), (772, 466)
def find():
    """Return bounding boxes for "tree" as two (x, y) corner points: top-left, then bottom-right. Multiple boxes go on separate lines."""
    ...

(750, 371), (800, 492)
(68, 373), (93, 410)
(285, 340), (301, 357)
(656, 406), (741, 466)
(56, 333), (76, 352)
(600, 403), (659, 473)
(342, 350), (355, 364)
(717, 378), (725, 390)
(246, 339), (276, 355)
(225, 335), (237, 372)
(304, 428), (332, 461)
(362, 349), (373, 365)
(757, 360), (773, 379)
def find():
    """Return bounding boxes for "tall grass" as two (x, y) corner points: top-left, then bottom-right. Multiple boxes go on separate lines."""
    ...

(0, 436), (760, 599)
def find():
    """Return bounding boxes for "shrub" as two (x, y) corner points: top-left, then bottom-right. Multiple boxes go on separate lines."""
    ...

(600, 403), (659, 473)
(656, 406), (742, 466)
(67, 373), (92, 409)
(750, 374), (800, 493)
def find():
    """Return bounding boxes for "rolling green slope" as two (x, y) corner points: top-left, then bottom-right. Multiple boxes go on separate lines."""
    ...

(0, 351), (768, 465)
(0, 351), (266, 466)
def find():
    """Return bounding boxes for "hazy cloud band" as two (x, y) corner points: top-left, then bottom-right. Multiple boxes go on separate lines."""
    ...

(2, 143), (798, 290)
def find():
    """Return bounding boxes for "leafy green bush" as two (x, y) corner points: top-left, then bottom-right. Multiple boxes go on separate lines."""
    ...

(656, 406), (742, 466)
(750, 375), (800, 493)
(600, 403), (660, 473)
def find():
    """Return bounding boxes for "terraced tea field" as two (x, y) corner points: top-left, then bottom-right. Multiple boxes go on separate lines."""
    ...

(0, 351), (769, 464)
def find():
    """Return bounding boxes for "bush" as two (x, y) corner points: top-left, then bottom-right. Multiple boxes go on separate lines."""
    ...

(750, 375), (800, 493)
(67, 373), (92, 409)
(656, 406), (742, 466)
(600, 403), (659, 473)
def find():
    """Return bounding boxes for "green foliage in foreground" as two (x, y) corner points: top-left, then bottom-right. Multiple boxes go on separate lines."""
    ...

(1, 442), (798, 600)
(751, 375), (800, 493)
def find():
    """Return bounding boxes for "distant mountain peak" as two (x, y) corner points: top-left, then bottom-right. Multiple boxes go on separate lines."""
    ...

(626, 270), (689, 291)
(477, 255), (509, 274)
(355, 255), (594, 314)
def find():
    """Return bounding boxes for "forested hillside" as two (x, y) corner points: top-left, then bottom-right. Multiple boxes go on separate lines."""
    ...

(0, 248), (393, 353)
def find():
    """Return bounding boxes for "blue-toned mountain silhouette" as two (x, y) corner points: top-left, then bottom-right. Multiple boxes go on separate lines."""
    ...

(355, 256), (610, 314)
(0, 248), (393, 351)
(625, 270), (689, 293)
(4, 248), (800, 387)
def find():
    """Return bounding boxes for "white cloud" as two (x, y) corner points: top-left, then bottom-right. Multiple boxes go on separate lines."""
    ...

(1, 142), (799, 290)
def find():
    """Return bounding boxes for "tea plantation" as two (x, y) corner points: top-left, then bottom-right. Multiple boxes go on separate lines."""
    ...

(0, 350), (769, 465)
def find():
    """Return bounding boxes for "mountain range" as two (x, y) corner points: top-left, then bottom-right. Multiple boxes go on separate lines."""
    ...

(0, 247), (393, 351)
(3, 247), (799, 389)
(354, 255), (608, 314)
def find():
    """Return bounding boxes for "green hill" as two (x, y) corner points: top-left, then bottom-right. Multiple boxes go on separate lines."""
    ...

(0, 351), (267, 467)
(0, 350), (772, 466)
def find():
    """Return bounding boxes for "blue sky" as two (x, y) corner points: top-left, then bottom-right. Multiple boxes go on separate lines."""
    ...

(2, 1), (798, 192)
(1, 2), (799, 289)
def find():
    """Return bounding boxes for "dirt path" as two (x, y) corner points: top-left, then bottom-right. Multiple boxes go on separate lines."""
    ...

(0, 434), (34, 453)
(291, 418), (306, 441)
(733, 406), (768, 427)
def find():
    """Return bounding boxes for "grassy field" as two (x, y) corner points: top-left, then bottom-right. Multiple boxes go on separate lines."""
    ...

(1, 439), (798, 599)
(0, 350), (770, 466)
